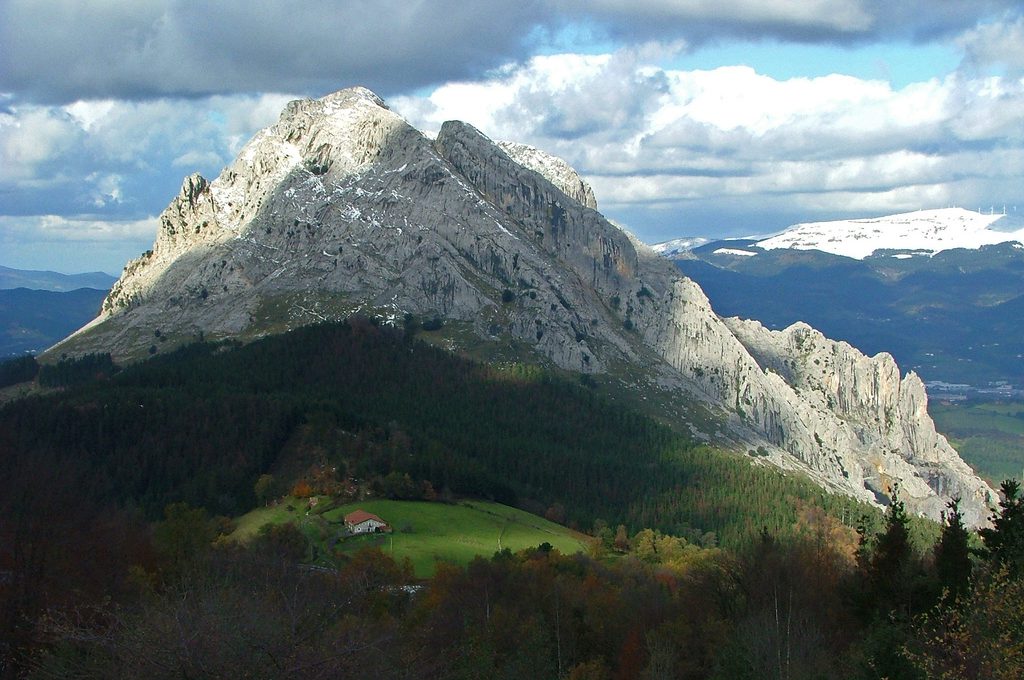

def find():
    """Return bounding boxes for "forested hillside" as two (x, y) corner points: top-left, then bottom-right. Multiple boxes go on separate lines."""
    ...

(3, 317), (1023, 678)
(1, 317), (876, 545)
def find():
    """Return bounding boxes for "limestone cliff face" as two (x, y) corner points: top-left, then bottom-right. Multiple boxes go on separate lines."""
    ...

(52, 87), (995, 525)
(723, 319), (995, 525)
(496, 141), (598, 210)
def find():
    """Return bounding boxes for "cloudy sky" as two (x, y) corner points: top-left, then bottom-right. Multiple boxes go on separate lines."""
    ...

(2, 1), (1023, 274)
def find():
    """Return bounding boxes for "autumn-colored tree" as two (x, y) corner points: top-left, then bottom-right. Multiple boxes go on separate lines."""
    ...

(617, 628), (645, 680)
(592, 519), (613, 546)
(906, 566), (1024, 680)
(568, 658), (613, 680)
(290, 479), (313, 498)
(633, 528), (659, 563)
(614, 524), (630, 552)
(642, 629), (679, 680)
(545, 503), (567, 524)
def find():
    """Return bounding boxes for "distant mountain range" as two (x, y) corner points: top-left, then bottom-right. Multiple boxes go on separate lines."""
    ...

(654, 208), (1024, 388)
(0, 266), (113, 357)
(649, 236), (710, 258)
(0, 265), (116, 292)
(756, 208), (1024, 259)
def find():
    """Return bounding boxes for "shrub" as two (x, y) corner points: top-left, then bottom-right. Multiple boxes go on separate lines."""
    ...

(421, 317), (444, 331)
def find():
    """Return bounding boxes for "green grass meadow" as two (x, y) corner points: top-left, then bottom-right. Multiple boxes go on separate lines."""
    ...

(931, 399), (1024, 485)
(231, 498), (590, 577)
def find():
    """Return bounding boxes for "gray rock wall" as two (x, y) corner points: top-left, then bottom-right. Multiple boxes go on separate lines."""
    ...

(51, 87), (995, 525)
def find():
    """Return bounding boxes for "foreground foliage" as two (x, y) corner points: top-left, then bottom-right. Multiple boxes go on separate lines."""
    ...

(14, 492), (1024, 680)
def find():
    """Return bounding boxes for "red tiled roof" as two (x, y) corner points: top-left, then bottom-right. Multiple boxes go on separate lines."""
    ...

(344, 509), (386, 525)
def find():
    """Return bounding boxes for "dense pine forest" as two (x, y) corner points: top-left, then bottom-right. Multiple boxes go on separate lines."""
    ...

(1, 318), (881, 542)
(1, 318), (1022, 678)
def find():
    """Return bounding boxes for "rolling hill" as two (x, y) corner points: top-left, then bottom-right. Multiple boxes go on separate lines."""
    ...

(0, 287), (109, 357)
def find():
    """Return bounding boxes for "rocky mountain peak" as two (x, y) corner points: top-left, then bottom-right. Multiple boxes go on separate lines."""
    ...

(53, 87), (996, 526)
(180, 172), (210, 206)
(282, 85), (390, 119)
(496, 141), (598, 210)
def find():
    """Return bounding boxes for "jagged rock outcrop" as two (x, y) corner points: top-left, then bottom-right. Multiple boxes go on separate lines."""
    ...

(50, 86), (995, 525)
(723, 319), (994, 524)
(496, 141), (598, 209)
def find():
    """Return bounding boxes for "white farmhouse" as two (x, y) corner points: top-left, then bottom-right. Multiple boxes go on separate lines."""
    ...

(344, 509), (390, 534)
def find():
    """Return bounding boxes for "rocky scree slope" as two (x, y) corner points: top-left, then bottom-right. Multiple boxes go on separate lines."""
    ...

(51, 87), (994, 525)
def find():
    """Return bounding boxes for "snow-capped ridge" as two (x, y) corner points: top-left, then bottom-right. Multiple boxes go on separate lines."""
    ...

(757, 207), (1024, 260)
(650, 237), (709, 257)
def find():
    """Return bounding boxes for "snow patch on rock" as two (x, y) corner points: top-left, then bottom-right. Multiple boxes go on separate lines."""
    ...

(496, 141), (598, 209)
(650, 237), (710, 257)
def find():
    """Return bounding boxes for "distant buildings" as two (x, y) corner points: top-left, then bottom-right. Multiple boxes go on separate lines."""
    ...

(925, 380), (1024, 401)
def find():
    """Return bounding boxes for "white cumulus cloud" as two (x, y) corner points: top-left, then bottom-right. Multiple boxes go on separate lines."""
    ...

(0, 214), (157, 242)
(958, 14), (1024, 74)
(394, 49), (1024, 240)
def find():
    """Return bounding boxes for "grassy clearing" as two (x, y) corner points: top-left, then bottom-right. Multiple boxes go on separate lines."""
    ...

(933, 401), (1024, 436)
(231, 499), (310, 540)
(231, 498), (590, 577)
(931, 399), (1024, 484)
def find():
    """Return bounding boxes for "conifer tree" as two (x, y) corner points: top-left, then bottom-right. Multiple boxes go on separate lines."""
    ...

(933, 496), (972, 596)
(869, 488), (914, 610)
(979, 479), (1024, 577)
(858, 488), (925, 680)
